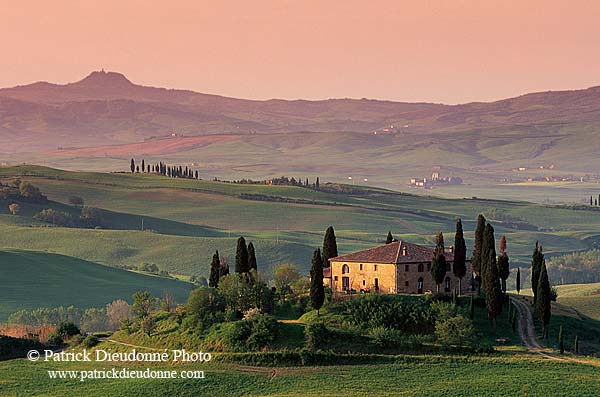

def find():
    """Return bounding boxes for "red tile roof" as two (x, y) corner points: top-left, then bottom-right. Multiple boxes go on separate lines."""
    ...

(329, 241), (456, 264)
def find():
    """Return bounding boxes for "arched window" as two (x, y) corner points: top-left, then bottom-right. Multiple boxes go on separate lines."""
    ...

(418, 263), (424, 272)
(342, 264), (349, 274)
(444, 277), (451, 292)
(417, 277), (424, 294)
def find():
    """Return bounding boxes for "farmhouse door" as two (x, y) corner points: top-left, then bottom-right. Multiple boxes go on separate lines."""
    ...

(342, 276), (350, 291)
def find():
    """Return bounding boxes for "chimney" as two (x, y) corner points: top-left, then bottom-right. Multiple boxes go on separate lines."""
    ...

(402, 246), (407, 256)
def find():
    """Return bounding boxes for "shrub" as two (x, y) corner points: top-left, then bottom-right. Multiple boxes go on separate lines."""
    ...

(57, 322), (80, 338)
(46, 332), (64, 345)
(187, 287), (225, 316)
(69, 334), (85, 346)
(205, 314), (279, 351)
(430, 301), (458, 321)
(224, 308), (240, 322)
(246, 314), (279, 349)
(368, 326), (403, 348)
(34, 209), (77, 227)
(434, 315), (474, 346)
(82, 335), (99, 348)
(344, 295), (434, 334)
(305, 322), (330, 350)
(213, 321), (252, 351)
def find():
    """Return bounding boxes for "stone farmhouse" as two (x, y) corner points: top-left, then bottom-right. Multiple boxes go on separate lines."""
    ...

(324, 240), (472, 295)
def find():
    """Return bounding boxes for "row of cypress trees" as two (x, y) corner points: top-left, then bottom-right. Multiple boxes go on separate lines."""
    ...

(207, 237), (257, 288)
(129, 158), (200, 179)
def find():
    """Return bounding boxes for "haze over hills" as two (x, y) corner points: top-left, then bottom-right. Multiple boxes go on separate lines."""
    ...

(1, 70), (599, 199)
(3, 70), (600, 149)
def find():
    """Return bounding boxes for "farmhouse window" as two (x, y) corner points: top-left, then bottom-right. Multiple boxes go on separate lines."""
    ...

(405, 264), (409, 272)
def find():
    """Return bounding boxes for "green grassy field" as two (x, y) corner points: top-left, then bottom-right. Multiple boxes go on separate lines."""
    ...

(512, 283), (600, 321)
(0, 250), (195, 321)
(1, 165), (600, 319)
(2, 165), (599, 265)
(1, 353), (599, 396)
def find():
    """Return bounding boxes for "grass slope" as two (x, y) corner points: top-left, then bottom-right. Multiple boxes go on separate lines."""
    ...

(0, 223), (313, 277)
(0, 250), (195, 321)
(1, 354), (599, 396)
(1, 165), (599, 281)
(514, 283), (600, 321)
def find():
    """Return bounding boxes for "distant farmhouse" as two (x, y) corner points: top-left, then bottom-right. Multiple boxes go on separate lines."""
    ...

(409, 172), (462, 189)
(325, 241), (472, 295)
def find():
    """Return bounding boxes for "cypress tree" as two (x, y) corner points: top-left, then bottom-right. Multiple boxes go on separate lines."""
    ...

(472, 214), (486, 292)
(574, 335), (579, 355)
(531, 242), (544, 304)
(235, 236), (249, 274)
(247, 242), (257, 285)
(209, 250), (220, 288)
(386, 231), (394, 244)
(248, 242), (257, 272)
(558, 324), (564, 354)
(498, 235), (510, 294)
(516, 268), (521, 294)
(315, 177), (320, 189)
(482, 223), (502, 333)
(430, 232), (447, 293)
(322, 226), (338, 268)
(309, 248), (325, 316)
(536, 259), (552, 339)
(130, 158), (135, 173)
(142, 159), (145, 173)
(453, 218), (467, 295)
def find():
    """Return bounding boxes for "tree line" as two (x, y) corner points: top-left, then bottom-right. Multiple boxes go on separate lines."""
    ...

(129, 158), (200, 180)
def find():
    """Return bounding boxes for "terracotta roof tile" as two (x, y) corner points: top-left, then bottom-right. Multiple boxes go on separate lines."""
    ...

(329, 241), (456, 264)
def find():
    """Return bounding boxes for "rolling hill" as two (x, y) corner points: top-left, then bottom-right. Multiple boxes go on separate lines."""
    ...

(1, 165), (599, 284)
(0, 249), (195, 321)
(1, 71), (599, 197)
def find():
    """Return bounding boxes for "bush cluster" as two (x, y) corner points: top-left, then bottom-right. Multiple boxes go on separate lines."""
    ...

(344, 295), (434, 334)
(205, 314), (279, 351)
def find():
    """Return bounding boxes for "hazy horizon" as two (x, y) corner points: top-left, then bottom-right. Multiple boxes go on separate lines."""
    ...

(5, 68), (600, 106)
(2, 0), (600, 104)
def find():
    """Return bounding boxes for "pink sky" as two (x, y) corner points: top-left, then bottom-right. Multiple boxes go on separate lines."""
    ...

(2, 0), (600, 103)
